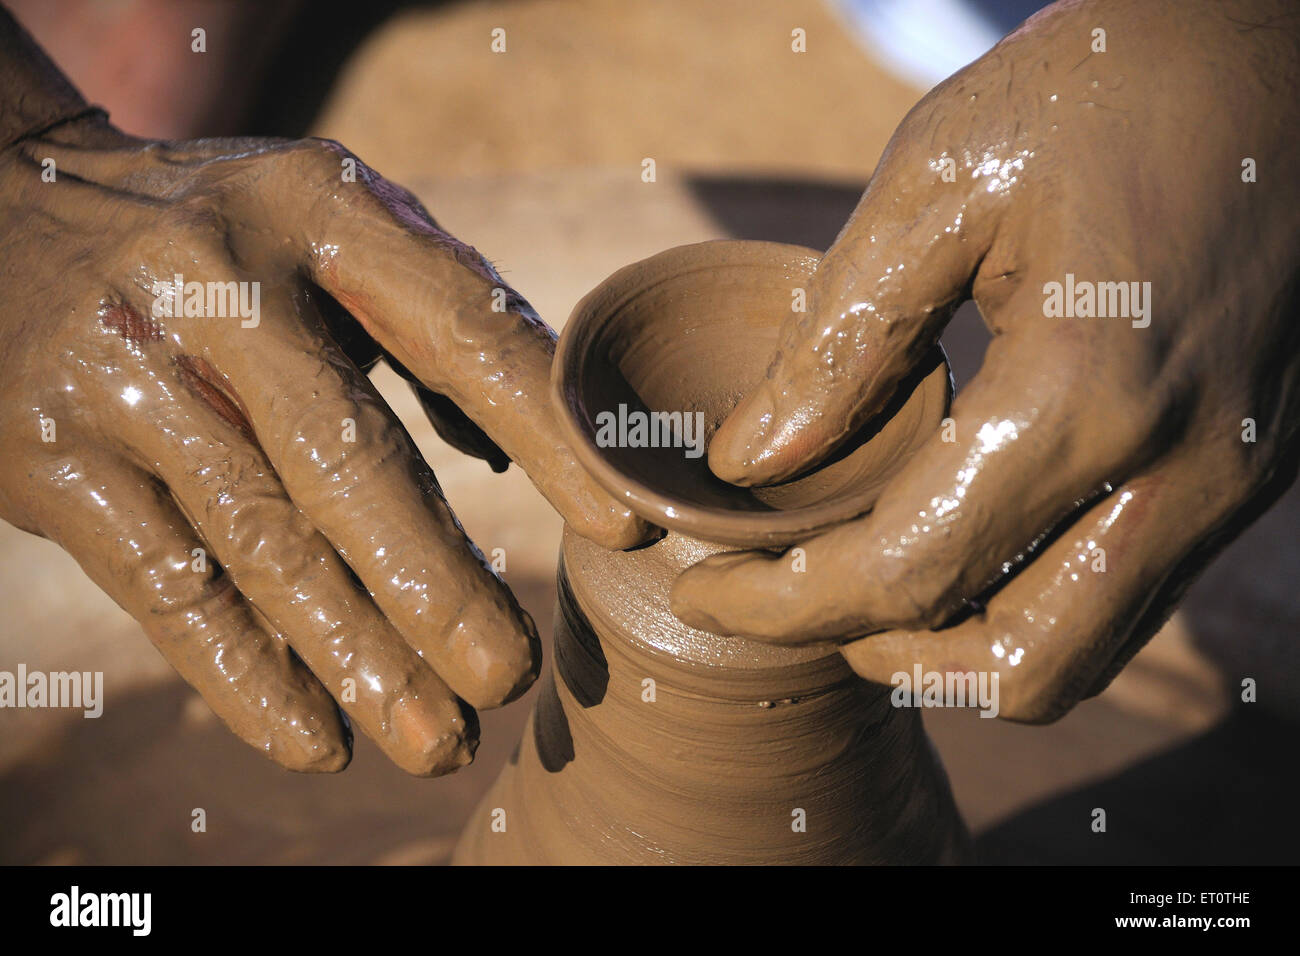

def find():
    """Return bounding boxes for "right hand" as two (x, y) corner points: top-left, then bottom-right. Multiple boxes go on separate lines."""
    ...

(673, 0), (1300, 722)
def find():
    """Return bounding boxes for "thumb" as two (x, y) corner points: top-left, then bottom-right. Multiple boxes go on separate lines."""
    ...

(708, 95), (999, 486)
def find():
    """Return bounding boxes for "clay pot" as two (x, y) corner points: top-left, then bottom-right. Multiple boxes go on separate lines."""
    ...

(455, 240), (968, 864)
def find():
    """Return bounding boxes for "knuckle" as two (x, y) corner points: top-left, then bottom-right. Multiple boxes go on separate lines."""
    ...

(219, 496), (315, 581)
(998, 681), (1073, 724)
(303, 137), (354, 167)
(183, 453), (320, 586)
(1037, 339), (1175, 464)
(140, 553), (233, 627)
(275, 138), (357, 190)
(872, 552), (965, 628)
(280, 397), (407, 492)
(993, 652), (1081, 724)
(1019, 358), (1149, 470)
(162, 196), (227, 236)
(125, 209), (233, 278)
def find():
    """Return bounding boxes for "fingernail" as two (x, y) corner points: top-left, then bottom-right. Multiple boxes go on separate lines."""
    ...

(389, 694), (478, 776)
(277, 720), (352, 773)
(441, 601), (540, 709)
(709, 391), (776, 485)
(668, 568), (726, 632)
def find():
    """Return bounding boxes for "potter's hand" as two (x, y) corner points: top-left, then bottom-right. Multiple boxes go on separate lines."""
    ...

(673, 0), (1300, 721)
(0, 16), (644, 774)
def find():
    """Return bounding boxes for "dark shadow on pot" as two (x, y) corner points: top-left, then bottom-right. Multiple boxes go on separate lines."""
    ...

(534, 571), (611, 772)
(554, 572), (610, 710)
(532, 673), (575, 773)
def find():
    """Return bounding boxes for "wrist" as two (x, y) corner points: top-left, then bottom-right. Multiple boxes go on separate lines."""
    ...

(0, 5), (93, 148)
(4, 103), (118, 152)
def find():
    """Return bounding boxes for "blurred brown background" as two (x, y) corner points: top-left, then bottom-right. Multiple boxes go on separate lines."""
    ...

(1, 0), (1295, 864)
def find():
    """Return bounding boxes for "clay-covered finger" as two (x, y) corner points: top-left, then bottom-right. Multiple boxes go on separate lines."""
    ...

(413, 382), (510, 470)
(33, 451), (350, 772)
(386, 355), (511, 471)
(837, 447), (1254, 722)
(253, 140), (649, 549)
(673, 317), (1167, 639)
(199, 295), (540, 710)
(708, 82), (1005, 487)
(91, 349), (481, 775)
(144, 425), (477, 775)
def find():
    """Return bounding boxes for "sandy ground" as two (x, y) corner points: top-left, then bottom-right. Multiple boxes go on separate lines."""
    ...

(1, 0), (1295, 864)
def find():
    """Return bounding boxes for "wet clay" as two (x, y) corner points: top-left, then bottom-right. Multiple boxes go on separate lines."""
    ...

(0, 7), (647, 777)
(554, 241), (951, 546)
(455, 242), (966, 864)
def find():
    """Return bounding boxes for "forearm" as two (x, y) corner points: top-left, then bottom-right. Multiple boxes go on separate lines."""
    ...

(0, 4), (96, 148)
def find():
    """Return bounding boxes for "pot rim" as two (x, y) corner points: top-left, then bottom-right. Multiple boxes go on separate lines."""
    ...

(552, 239), (952, 548)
